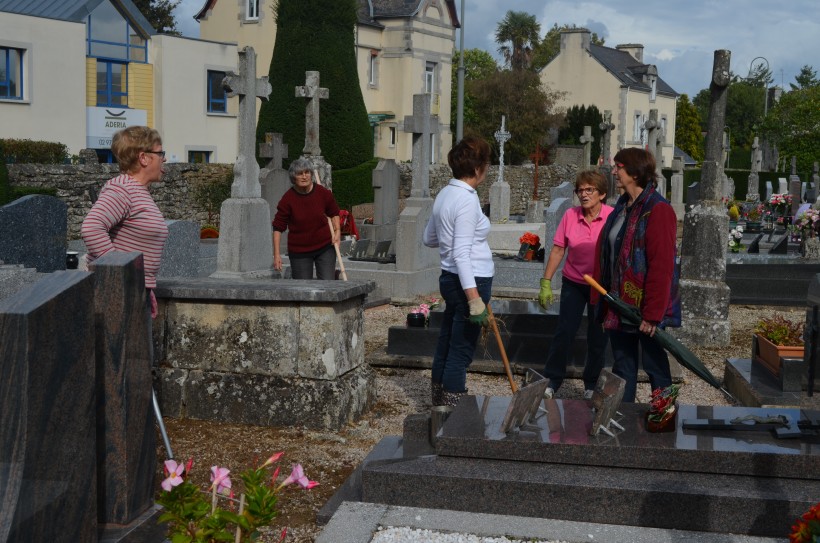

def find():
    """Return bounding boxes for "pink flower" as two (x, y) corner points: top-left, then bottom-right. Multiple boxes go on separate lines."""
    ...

(279, 463), (319, 489)
(262, 451), (284, 467)
(161, 460), (185, 491)
(271, 465), (281, 485)
(210, 466), (232, 495)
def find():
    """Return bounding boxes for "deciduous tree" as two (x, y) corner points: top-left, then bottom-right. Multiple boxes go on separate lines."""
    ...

(760, 85), (820, 173)
(450, 49), (499, 132)
(791, 65), (818, 90)
(132, 0), (180, 35)
(674, 94), (704, 163)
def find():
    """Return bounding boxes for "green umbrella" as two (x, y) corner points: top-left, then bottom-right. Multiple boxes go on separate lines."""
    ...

(583, 274), (723, 390)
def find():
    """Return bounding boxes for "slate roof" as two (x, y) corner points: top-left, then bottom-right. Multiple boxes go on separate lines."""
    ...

(589, 43), (677, 97)
(358, 0), (460, 28)
(0, 0), (156, 35)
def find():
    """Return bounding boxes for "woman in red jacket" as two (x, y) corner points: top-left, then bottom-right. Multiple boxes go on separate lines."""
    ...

(594, 148), (680, 402)
(272, 158), (340, 279)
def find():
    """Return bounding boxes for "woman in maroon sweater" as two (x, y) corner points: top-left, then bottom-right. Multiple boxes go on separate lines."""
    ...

(272, 158), (341, 279)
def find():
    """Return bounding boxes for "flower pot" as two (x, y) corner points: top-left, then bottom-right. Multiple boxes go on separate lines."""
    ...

(406, 312), (427, 328)
(66, 251), (79, 270)
(646, 403), (677, 433)
(524, 249), (535, 261)
(754, 333), (804, 377)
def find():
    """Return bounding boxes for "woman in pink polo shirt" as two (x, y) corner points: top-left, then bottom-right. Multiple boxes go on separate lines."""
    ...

(538, 170), (612, 400)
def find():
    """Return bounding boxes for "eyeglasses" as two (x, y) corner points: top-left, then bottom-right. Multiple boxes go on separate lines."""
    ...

(575, 187), (598, 196)
(144, 150), (166, 158)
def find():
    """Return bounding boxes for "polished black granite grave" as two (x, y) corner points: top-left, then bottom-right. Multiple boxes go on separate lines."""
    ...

(386, 299), (615, 370)
(0, 271), (97, 542)
(359, 396), (819, 537)
(91, 252), (156, 527)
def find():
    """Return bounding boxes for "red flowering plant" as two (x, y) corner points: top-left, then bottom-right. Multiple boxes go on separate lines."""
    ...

(409, 297), (441, 325)
(519, 232), (540, 247)
(768, 193), (793, 217)
(647, 384), (680, 423)
(790, 502), (820, 543)
(157, 453), (318, 542)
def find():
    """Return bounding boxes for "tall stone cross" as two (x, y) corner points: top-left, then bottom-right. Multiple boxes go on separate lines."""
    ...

(579, 125), (594, 169)
(643, 109), (660, 160)
(222, 46), (272, 198)
(403, 94), (440, 198)
(599, 111), (616, 201)
(750, 137), (761, 173)
(494, 115), (512, 184)
(296, 71), (329, 156)
(529, 143), (549, 199)
(259, 132), (288, 170)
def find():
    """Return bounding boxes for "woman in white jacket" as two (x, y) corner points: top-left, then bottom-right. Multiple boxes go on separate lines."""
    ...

(423, 136), (494, 407)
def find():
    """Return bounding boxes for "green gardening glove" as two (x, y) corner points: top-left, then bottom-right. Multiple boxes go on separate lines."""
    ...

(538, 278), (553, 309)
(467, 297), (489, 326)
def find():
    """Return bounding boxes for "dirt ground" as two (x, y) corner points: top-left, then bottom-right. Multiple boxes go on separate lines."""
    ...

(155, 301), (810, 542)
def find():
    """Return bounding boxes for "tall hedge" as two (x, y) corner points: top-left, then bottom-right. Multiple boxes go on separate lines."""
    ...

(256, 0), (372, 170)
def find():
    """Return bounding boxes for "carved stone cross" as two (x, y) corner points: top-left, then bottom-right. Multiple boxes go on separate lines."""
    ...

(494, 115), (511, 184)
(643, 109), (660, 160)
(259, 132), (288, 170)
(403, 94), (440, 198)
(599, 110), (615, 166)
(579, 125), (594, 168)
(296, 71), (329, 156)
(223, 46), (272, 198)
(750, 136), (761, 173)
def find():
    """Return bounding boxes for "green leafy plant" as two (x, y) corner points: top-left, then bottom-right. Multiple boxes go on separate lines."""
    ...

(754, 315), (804, 346)
(157, 453), (318, 542)
(191, 173), (232, 228)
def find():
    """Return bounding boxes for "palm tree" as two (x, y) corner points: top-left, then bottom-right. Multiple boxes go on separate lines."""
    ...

(495, 10), (541, 71)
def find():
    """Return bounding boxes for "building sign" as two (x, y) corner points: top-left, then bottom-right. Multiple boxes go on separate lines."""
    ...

(86, 107), (148, 149)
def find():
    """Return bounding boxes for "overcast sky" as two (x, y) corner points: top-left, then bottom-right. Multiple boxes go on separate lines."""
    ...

(173, 0), (820, 98)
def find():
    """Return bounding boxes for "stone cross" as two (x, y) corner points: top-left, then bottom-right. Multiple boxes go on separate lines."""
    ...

(494, 116), (512, 183)
(677, 49), (732, 347)
(599, 110), (616, 201)
(295, 71), (329, 156)
(579, 125), (594, 169)
(529, 143), (549, 199)
(643, 109), (660, 163)
(403, 93), (440, 198)
(746, 137), (761, 202)
(259, 132), (288, 170)
(222, 46), (272, 199)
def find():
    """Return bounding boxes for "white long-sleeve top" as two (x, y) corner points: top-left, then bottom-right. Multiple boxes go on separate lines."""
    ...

(423, 178), (494, 290)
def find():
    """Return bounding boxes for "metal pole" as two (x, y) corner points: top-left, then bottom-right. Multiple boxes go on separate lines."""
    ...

(153, 388), (174, 460)
(455, 0), (465, 142)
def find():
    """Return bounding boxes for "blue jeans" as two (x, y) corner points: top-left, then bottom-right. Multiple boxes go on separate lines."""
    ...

(289, 244), (336, 279)
(431, 271), (493, 393)
(542, 278), (607, 392)
(608, 329), (672, 402)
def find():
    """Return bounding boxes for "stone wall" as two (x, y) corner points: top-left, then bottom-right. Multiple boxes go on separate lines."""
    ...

(8, 162), (577, 239)
(8, 163), (233, 239)
(396, 163), (579, 215)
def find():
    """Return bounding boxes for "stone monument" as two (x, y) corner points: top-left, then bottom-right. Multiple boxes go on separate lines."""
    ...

(677, 50), (732, 346)
(490, 115), (511, 223)
(746, 136), (761, 202)
(213, 47), (274, 279)
(296, 71), (332, 188)
(579, 125), (594, 170)
(396, 94), (439, 273)
(599, 110), (616, 202)
(259, 132), (290, 252)
(670, 156), (685, 220)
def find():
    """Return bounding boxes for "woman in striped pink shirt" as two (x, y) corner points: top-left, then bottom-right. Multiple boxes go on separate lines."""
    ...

(82, 126), (169, 317)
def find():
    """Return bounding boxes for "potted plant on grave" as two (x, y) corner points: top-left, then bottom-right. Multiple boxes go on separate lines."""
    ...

(743, 203), (764, 232)
(200, 224), (220, 239)
(753, 314), (805, 376)
(406, 297), (441, 328)
(646, 384), (680, 433)
(728, 225), (744, 253)
(789, 501), (820, 543)
(516, 232), (541, 261)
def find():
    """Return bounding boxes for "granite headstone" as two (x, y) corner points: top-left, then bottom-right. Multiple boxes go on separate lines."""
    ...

(0, 195), (67, 273)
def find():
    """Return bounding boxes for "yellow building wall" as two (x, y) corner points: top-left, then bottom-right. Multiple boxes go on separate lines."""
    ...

(86, 58), (96, 106)
(128, 63), (154, 127)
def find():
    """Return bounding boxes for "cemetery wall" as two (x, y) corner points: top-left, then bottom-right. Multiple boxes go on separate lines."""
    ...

(396, 163), (579, 215)
(8, 162), (577, 239)
(7, 163), (233, 239)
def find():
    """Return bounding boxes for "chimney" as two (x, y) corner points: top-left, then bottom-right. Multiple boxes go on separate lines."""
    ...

(616, 43), (644, 63)
(560, 28), (591, 52)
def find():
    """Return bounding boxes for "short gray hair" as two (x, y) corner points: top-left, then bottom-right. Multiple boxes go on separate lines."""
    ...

(288, 158), (314, 182)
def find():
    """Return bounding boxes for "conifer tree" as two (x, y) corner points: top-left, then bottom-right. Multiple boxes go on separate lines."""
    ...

(256, 0), (372, 170)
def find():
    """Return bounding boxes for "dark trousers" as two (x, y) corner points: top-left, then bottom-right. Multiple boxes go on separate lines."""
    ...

(289, 244), (336, 280)
(608, 329), (672, 402)
(431, 271), (493, 393)
(542, 278), (607, 392)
